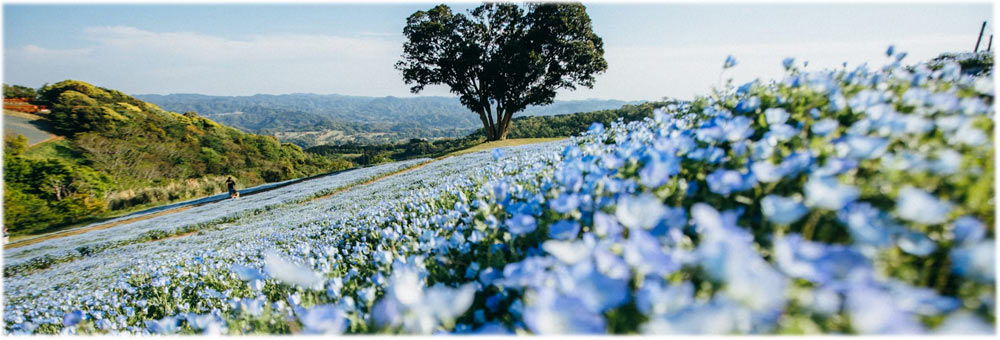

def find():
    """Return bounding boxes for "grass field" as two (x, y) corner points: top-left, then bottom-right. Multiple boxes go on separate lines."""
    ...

(441, 137), (567, 158)
(22, 138), (76, 159)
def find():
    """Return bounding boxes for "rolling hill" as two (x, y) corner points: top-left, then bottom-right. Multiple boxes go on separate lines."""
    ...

(135, 93), (642, 146)
(4, 80), (351, 235)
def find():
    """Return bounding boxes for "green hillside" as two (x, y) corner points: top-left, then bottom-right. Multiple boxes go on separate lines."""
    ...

(3, 80), (351, 235)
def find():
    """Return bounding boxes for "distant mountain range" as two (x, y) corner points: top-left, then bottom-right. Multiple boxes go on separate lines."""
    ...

(135, 93), (643, 146)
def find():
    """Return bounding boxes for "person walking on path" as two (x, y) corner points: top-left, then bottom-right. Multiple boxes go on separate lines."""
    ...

(226, 177), (239, 199)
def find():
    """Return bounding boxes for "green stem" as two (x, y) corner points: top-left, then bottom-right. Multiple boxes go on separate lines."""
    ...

(801, 212), (822, 241)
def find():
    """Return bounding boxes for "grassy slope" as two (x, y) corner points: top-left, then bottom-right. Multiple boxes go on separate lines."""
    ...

(441, 137), (566, 158)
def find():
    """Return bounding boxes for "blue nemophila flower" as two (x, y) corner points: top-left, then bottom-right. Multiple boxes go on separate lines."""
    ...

(951, 241), (995, 283)
(542, 239), (592, 264)
(692, 204), (787, 311)
(506, 214), (537, 235)
(625, 227), (679, 276)
(811, 118), (838, 136)
(62, 310), (84, 327)
(695, 125), (724, 143)
(777, 151), (813, 178)
(760, 195), (809, 225)
(592, 211), (623, 239)
(895, 230), (937, 256)
(563, 260), (630, 313)
(636, 278), (694, 316)
(722, 116), (754, 141)
(764, 108), (789, 125)
(886, 45), (895, 57)
(837, 135), (889, 160)
(884, 280), (960, 316)
(929, 149), (962, 175)
(593, 243), (630, 279)
(751, 161), (783, 183)
(934, 312), (995, 334)
(706, 169), (756, 196)
(845, 284), (925, 334)
(686, 146), (725, 164)
(804, 176), (860, 210)
(300, 304), (348, 334)
(373, 261), (476, 334)
(837, 202), (894, 247)
(734, 97), (761, 114)
(145, 316), (179, 335)
(640, 152), (681, 187)
(734, 81), (758, 95)
(724, 55), (738, 69)
(500, 256), (553, 289)
(588, 122), (605, 134)
(657, 206), (689, 232)
(813, 157), (857, 177)
(955, 120), (989, 146)
(951, 216), (986, 245)
(895, 187), (953, 225)
(491, 148), (504, 161)
(774, 234), (871, 284)
(548, 220), (581, 240)
(600, 153), (625, 170)
(231, 264), (265, 282)
(263, 251), (325, 289)
(782, 57), (795, 70)
(764, 123), (798, 142)
(554, 166), (584, 192)
(523, 288), (606, 334)
(550, 192), (581, 214)
(615, 193), (667, 230)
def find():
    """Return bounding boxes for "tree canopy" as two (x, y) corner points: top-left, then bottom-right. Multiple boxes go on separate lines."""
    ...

(3, 84), (37, 99)
(396, 2), (607, 140)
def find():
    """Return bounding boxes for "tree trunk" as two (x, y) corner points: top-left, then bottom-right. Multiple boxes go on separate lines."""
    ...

(491, 105), (508, 141)
(484, 105), (499, 141)
(477, 110), (495, 141)
(498, 109), (514, 140)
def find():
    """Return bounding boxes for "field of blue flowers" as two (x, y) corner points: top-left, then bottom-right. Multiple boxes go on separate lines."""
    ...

(3, 49), (994, 335)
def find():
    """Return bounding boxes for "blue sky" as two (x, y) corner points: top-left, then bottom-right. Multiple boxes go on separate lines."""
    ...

(3, 2), (994, 101)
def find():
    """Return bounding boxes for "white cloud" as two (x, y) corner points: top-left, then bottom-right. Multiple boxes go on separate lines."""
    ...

(6, 26), (415, 96)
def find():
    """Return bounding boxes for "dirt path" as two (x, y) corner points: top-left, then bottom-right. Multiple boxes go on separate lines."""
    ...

(29, 135), (65, 147)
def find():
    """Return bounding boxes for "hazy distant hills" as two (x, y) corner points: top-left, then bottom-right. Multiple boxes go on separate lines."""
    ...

(135, 93), (642, 145)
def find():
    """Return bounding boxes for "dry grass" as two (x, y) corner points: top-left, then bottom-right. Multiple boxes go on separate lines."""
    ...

(441, 137), (567, 158)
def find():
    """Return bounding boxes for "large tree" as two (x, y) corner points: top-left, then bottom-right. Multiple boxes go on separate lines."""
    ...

(396, 2), (607, 141)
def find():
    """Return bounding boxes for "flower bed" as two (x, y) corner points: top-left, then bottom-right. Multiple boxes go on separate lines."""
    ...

(3, 49), (994, 335)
